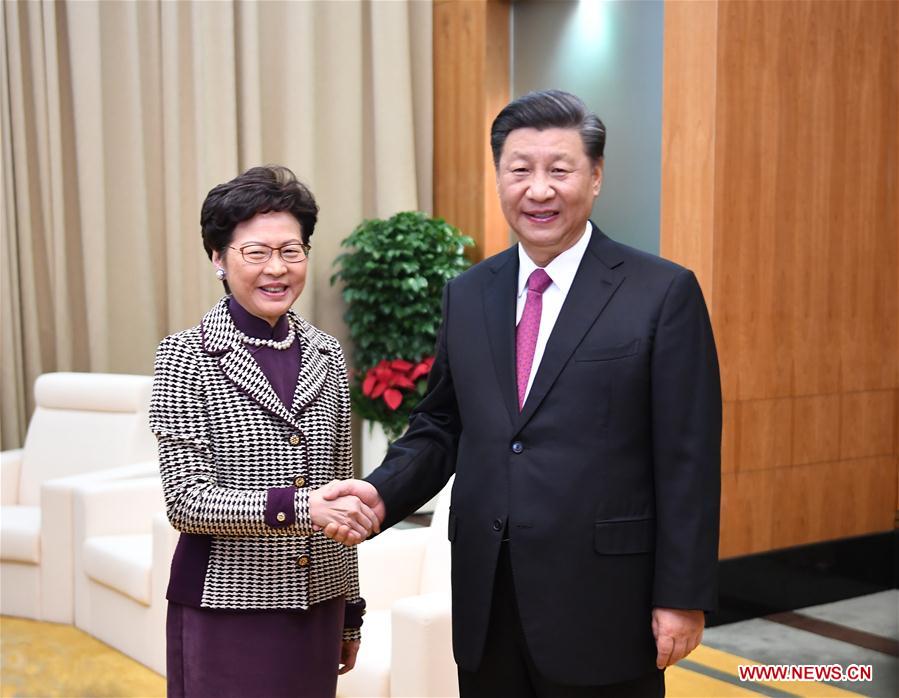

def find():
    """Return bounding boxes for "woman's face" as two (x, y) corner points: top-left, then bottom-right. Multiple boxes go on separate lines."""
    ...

(211, 211), (307, 326)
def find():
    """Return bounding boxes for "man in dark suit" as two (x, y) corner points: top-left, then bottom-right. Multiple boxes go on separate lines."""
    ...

(325, 90), (721, 697)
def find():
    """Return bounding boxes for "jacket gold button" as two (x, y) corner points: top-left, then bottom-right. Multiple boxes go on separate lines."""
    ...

(289, 434), (301, 446)
(294, 476), (306, 488)
(276, 512), (286, 523)
(297, 555), (310, 567)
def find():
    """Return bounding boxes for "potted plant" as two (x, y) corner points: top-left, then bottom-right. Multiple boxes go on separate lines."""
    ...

(331, 211), (473, 476)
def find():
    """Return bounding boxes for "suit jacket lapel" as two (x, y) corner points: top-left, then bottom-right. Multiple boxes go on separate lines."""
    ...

(201, 298), (328, 431)
(516, 228), (625, 431)
(483, 248), (520, 428)
(289, 318), (332, 418)
(219, 346), (296, 426)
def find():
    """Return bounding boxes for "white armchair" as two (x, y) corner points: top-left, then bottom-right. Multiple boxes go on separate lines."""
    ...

(338, 478), (458, 698)
(0, 372), (158, 622)
(72, 476), (176, 675)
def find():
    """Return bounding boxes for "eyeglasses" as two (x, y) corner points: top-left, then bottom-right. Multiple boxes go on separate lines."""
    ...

(229, 242), (311, 264)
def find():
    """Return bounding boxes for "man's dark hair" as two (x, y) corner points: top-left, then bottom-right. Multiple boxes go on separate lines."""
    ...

(200, 165), (318, 260)
(490, 89), (606, 167)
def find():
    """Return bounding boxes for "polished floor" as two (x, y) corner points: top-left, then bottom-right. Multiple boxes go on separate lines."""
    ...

(699, 590), (897, 698)
(1, 591), (895, 697)
(0, 616), (165, 697)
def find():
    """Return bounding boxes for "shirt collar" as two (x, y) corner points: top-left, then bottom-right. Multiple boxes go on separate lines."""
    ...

(227, 296), (290, 341)
(517, 221), (593, 297)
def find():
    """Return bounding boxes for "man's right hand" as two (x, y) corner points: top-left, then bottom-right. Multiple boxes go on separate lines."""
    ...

(317, 479), (386, 546)
(308, 488), (380, 541)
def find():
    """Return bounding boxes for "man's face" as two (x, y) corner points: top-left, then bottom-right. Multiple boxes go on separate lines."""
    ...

(496, 127), (602, 266)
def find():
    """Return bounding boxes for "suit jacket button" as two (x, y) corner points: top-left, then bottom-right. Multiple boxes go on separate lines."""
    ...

(276, 512), (286, 523)
(511, 441), (524, 454)
(297, 555), (310, 567)
(492, 519), (503, 532)
(294, 476), (306, 488)
(289, 434), (301, 446)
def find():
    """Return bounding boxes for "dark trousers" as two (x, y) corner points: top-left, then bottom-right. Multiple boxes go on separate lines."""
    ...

(458, 544), (664, 698)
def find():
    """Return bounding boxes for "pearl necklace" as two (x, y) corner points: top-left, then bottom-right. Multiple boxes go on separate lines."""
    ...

(236, 326), (296, 351)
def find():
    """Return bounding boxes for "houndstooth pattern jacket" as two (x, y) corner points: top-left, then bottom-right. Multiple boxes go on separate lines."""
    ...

(150, 297), (362, 640)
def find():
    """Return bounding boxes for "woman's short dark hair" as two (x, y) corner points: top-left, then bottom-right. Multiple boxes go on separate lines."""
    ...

(490, 89), (606, 167)
(200, 165), (319, 259)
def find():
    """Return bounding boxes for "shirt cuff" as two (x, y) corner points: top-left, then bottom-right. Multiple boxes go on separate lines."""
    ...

(344, 597), (367, 629)
(264, 487), (296, 528)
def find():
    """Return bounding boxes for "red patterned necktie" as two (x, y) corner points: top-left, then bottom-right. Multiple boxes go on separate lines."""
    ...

(516, 268), (553, 410)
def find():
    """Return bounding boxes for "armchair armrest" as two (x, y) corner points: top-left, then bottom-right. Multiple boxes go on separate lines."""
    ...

(391, 592), (458, 698)
(1, 449), (24, 505)
(39, 460), (159, 624)
(153, 511), (180, 553)
(74, 476), (164, 539)
(72, 478), (164, 628)
(151, 511), (179, 604)
(43, 459), (159, 499)
(70, 459), (160, 482)
(356, 526), (430, 611)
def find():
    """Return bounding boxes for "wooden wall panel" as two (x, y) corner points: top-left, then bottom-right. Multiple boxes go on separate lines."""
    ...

(731, 398), (792, 472)
(791, 395), (840, 467)
(840, 390), (896, 461)
(664, 0), (898, 557)
(660, 0), (718, 310)
(433, 0), (509, 262)
(715, 0), (898, 404)
(721, 457), (895, 558)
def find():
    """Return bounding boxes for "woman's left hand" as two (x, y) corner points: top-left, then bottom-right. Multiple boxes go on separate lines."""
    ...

(338, 639), (361, 675)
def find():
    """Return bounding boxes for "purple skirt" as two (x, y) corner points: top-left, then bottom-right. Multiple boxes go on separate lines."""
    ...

(166, 598), (344, 698)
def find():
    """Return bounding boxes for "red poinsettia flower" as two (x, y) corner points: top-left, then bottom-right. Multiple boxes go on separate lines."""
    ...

(409, 356), (435, 381)
(361, 356), (435, 411)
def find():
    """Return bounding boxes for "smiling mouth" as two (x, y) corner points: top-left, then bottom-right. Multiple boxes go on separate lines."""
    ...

(259, 285), (288, 296)
(524, 210), (559, 222)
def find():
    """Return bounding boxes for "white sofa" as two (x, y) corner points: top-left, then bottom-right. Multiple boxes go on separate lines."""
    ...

(73, 476), (175, 675)
(0, 372), (158, 622)
(69, 471), (457, 689)
(338, 478), (458, 698)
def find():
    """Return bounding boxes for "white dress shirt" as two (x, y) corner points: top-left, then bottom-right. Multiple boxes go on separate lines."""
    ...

(516, 222), (592, 404)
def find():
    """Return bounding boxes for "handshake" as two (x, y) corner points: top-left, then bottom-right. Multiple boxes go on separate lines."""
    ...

(309, 479), (386, 546)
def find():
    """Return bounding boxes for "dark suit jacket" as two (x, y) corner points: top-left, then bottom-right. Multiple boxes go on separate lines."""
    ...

(367, 224), (722, 685)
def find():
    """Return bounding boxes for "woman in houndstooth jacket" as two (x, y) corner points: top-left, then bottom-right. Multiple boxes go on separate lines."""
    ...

(150, 166), (381, 697)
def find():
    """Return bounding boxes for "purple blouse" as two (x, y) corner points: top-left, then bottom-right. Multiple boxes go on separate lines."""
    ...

(227, 297), (301, 409)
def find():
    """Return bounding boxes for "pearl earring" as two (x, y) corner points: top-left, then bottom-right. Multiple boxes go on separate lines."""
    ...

(216, 268), (226, 280)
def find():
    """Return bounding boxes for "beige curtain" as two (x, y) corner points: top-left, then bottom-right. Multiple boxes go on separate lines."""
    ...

(1, 0), (433, 448)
